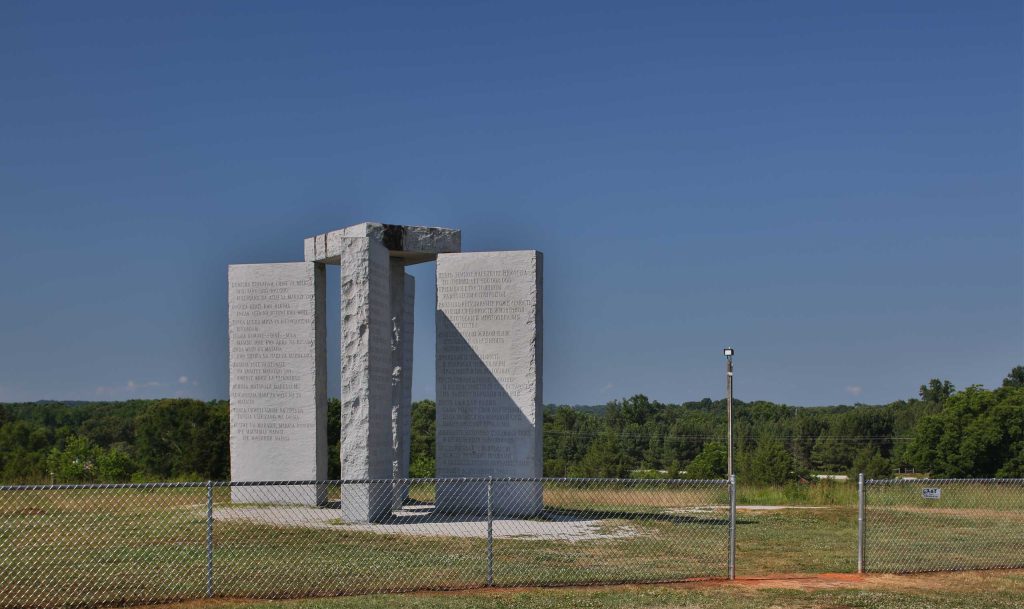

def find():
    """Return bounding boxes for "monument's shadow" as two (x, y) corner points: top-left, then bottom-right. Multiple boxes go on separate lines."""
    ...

(321, 500), (731, 527)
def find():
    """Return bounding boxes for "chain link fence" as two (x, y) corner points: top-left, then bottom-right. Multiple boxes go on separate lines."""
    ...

(0, 477), (732, 608)
(859, 477), (1024, 573)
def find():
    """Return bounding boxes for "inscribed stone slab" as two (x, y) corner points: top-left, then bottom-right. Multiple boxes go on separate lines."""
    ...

(228, 262), (326, 505)
(435, 251), (543, 515)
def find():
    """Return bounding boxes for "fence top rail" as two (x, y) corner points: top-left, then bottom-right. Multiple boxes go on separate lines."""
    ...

(866, 477), (1024, 485)
(0, 476), (730, 492)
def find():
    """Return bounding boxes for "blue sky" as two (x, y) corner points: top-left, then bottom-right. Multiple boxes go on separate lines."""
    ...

(1, 2), (1020, 406)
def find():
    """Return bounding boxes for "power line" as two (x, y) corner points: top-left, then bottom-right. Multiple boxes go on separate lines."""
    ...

(542, 430), (914, 441)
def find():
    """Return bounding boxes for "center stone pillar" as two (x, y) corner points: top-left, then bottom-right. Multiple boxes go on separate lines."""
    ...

(338, 237), (394, 521)
(305, 223), (460, 522)
(389, 261), (415, 509)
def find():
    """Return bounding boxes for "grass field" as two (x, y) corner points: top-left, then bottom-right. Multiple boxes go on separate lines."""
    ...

(865, 481), (1024, 573)
(1, 481), (1021, 609)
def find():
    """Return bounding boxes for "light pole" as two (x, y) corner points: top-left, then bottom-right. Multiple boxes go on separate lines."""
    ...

(723, 347), (734, 478)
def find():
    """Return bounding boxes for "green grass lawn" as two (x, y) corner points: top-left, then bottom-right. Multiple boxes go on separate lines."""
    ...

(1, 483), (1022, 609)
(865, 482), (1024, 573)
(735, 506), (857, 575)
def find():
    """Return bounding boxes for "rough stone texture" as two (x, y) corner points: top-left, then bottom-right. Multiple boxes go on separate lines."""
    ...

(392, 272), (415, 509)
(229, 222), (474, 517)
(435, 251), (543, 516)
(302, 222), (458, 519)
(228, 263), (326, 505)
(305, 223), (461, 264)
(338, 237), (394, 521)
(387, 259), (406, 509)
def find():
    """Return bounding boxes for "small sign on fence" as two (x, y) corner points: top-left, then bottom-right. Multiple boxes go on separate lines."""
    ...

(921, 487), (941, 500)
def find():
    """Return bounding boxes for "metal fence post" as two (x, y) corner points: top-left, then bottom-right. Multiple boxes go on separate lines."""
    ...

(728, 474), (736, 580)
(206, 480), (214, 597)
(486, 476), (494, 586)
(857, 473), (865, 574)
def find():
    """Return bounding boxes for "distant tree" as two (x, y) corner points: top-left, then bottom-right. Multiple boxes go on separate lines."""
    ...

(616, 395), (658, 427)
(659, 419), (707, 467)
(408, 400), (436, 477)
(906, 385), (1024, 477)
(45, 435), (134, 483)
(5, 368), (1024, 485)
(849, 446), (890, 479)
(46, 435), (97, 483)
(327, 398), (341, 478)
(1003, 366), (1024, 388)
(544, 405), (599, 476)
(0, 419), (52, 481)
(792, 412), (826, 470)
(96, 446), (134, 482)
(746, 439), (797, 485)
(810, 433), (844, 473)
(134, 399), (228, 480)
(902, 416), (944, 473)
(996, 444), (1024, 478)
(408, 456), (435, 478)
(919, 379), (955, 403)
(683, 442), (726, 479)
(577, 429), (631, 478)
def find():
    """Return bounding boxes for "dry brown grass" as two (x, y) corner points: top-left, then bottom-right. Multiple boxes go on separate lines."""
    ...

(878, 505), (1024, 521)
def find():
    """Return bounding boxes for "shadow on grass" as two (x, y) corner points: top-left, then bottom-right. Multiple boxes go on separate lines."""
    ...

(542, 507), (737, 526)
(317, 500), (750, 527)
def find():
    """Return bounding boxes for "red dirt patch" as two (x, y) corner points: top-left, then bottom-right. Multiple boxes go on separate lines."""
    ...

(134, 569), (1024, 608)
(693, 573), (866, 591)
(15, 507), (46, 516)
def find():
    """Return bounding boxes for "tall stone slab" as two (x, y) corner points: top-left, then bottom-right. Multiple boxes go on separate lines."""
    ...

(228, 262), (326, 505)
(435, 251), (543, 516)
(338, 237), (394, 521)
(393, 272), (415, 508)
(389, 259), (407, 484)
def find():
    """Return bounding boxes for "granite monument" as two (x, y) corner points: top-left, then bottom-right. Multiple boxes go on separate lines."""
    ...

(228, 222), (542, 521)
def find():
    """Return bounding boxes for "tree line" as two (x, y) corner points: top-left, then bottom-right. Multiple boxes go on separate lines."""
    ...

(538, 368), (1023, 483)
(1, 366), (1020, 484)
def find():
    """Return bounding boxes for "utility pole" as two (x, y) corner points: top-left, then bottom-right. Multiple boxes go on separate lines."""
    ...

(723, 347), (734, 478)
